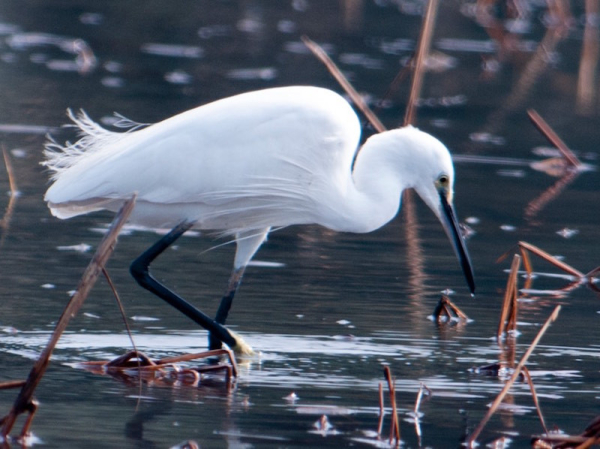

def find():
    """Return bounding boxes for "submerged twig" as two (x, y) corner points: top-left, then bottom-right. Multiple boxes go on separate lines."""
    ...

(466, 305), (561, 446)
(0, 195), (136, 439)
(533, 415), (600, 448)
(78, 348), (238, 385)
(433, 295), (469, 323)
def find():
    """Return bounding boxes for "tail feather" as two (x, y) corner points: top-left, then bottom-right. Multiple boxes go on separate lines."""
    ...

(42, 109), (146, 181)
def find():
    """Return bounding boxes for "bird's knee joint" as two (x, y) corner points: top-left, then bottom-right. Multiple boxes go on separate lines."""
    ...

(129, 258), (149, 282)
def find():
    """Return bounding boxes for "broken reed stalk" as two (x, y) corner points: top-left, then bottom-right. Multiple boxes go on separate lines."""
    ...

(433, 295), (469, 322)
(497, 254), (520, 340)
(101, 267), (145, 407)
(466, 305), (561, 446)
(377, 382), (385, 436)
(101, 267), (140, 362)
(0, 381), (26, 391)
(527, 109), (582, 168)
(403, 0), (439, 127)
(383, 366), (401, 445)
(518, 241), (584, 278)
(0, 195), (136, 438)
(301, 35), (385, 133)
(521, 367), (549, 435)
(0, 148), (18, 246)
(414, 383), (431, 416)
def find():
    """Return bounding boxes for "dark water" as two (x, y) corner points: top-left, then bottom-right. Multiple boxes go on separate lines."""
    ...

(1, 1), (599, 447)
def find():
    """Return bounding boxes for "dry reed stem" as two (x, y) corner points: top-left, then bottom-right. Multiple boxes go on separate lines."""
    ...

(576, 435), (600, 449)
(2, 149), (17, 195)
(301, 36), (385, 133)
(0, 148), (18, 247)
(521, 367), (549, 435)
(497, 254), (520, 340)
(527, 109), (582, 168)
(433, 295), (469, 322)
(383, 366), (400, 446)
(0, 195), (136, 438)
(377, 382), (385, 436)
(79, 348), (238, 380)
(466, 305), (561, 446)
(585, 266), (600, 278)
(414, 383), (432, 416)
(518, 241), (584, 278)
(102, 268), (138, 352)
(0, 381), (26, 391)
(576, 0), (599, 115)
(404, 0), (439, 127)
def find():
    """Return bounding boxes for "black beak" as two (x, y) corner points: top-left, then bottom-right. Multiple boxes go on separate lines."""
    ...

(439, 190), (475, 294)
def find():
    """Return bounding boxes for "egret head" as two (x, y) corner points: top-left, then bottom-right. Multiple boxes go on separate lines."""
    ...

(406, 129), (475, 294)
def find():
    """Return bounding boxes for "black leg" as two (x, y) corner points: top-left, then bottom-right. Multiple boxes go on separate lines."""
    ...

(129, 221), (238, 349)
(208, 267), (245, 350)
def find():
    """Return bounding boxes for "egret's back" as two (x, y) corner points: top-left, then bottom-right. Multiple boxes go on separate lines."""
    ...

(44, 86), (361, 231)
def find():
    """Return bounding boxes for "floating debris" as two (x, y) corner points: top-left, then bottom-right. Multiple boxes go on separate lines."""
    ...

(77, 349), (238, 386)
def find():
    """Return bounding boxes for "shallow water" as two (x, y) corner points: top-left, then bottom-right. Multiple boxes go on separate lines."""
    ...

(1, 1), (599, 447)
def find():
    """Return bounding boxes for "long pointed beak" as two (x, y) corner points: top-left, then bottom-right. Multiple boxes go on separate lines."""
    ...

(439, 191), (475, 294)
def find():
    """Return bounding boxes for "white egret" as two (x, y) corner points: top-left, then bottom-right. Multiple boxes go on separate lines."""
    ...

(43, 86), (474, 354)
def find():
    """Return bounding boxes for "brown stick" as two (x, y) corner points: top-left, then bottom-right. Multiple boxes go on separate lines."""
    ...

(466, 305), (561, 446)
(0, 148), (18, 247)
(301, 35), (385, 133)
(403, 0), (439, 126)
(0, 196), (136, 438)
(527, 109), (582, 168)
(518, 241), (584, 278)
(0, 381), (26, 391)
(377, 382), (385, 436)
(383, 366), (400, 445)
(497, 254), (520, 340)
(521, 367), (549, 435)
(102, 267), (140, 361)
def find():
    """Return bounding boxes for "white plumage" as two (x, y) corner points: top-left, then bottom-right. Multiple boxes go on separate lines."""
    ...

(43, 86), (474, 350)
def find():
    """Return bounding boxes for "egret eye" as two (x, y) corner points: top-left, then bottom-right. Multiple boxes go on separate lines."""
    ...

(437, 174), (449, 188)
